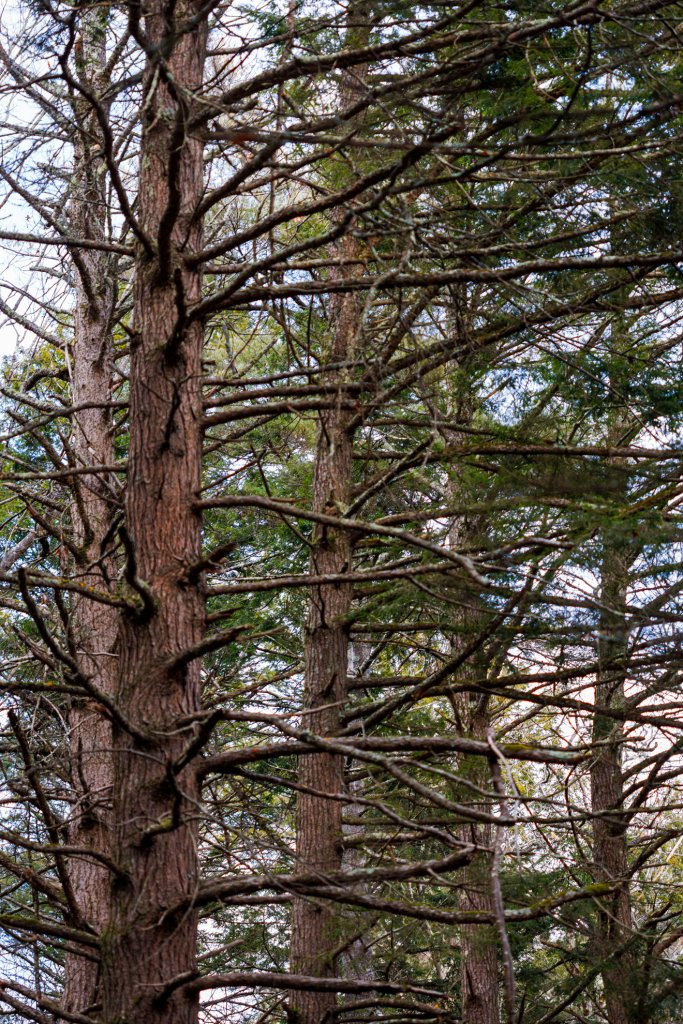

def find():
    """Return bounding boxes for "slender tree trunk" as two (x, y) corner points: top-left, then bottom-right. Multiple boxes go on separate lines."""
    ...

(588, 246), (640, 1024)
(63, 11), (117, 1015)
(444, 341), (500, 1024)
(290, 18), (368, 1018)
(458, 703), (500, 1024)
(592, 523), (637, 1024)
(289, 234), (359, 1022)
(451, 611), (499, 1024)
(99, 5), (207, 1022)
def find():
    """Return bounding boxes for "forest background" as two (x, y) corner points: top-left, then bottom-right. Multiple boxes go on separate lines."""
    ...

(0, 1), (682, 1023)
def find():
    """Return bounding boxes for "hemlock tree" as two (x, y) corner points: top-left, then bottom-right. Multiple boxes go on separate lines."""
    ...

(0, 1), (682, 1023)
(63, 7), (118, 1014)
(289, 9), (370, 1022)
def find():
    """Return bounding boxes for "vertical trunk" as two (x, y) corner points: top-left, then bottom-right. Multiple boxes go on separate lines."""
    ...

(588, 241), (639, 1024)
(458, 704), (500, 1024)
(99, 6), (207, 1023)
(444, 342), (500, 1024)
(290, 16), (368, 1019)
(592, 525), (636, 1024)
(451, 610), (499, 1024)
(63, 10), (117, 1015)
(289, 235), (358, 1022)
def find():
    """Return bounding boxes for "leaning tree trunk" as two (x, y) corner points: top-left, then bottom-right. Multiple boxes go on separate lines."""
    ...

(99, 5), (207, 1023)
(63, 9), (117, 1015)
(289, 9), (369, 1023)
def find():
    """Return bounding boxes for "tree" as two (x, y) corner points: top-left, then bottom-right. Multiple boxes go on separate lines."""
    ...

(0, 1), (683, 1023)
(62, 7), (118, 1014)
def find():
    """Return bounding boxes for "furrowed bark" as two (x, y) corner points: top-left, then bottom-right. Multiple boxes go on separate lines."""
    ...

(288, 239), (359, 1024)
(63, 8), (117, 1015)
(99, 5), (207, 1022)
(289, 11), (369, 1019)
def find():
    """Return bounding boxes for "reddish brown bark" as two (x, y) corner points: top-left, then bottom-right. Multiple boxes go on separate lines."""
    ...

(289, 13), (369, 1022)
(63, 12), (117, 1014)
(289, 237), (358, 1023)
(63, 246), (117, 1019)
(98, 5), (207, 1022)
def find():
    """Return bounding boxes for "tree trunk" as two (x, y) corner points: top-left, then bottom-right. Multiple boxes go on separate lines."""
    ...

(592, 530), (637, 1024)
(458, 704), (500, 1024)
(289, 12), (369, 1023)
(63, 10), (117, 1015)
(444, 342), (501, 1024)
(290, 9), (370, 1024)
(289, 238), (358, 1022)
(99, 5), (207, 1022)
(451, 613), (499, 1024)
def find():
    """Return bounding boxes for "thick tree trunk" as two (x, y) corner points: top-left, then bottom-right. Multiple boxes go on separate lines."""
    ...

(63, 11), (117, 1015)
(99, 6), (207, 1023)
